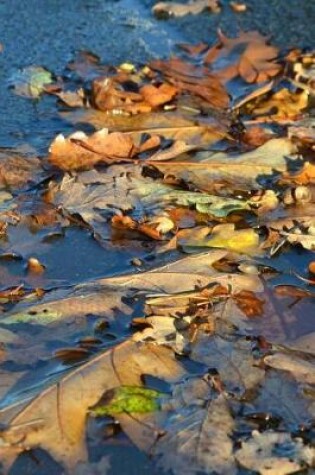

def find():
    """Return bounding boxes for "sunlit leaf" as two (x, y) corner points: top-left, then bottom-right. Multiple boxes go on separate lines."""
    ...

(91, 386), (164, 415)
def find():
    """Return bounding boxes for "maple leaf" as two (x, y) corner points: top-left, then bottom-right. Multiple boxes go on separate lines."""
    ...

(205, 30), (282, 84)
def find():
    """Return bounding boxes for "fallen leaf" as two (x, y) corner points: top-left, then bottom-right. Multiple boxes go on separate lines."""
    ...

(149, 137), (297, 191)
(205, 30), (282, 84)
(155, 379), (236, 475)
(245, 88), (308, 120)
(241, 126), (274, 148)
(52, 165), (255, 241)
(152, 0), (221, 18)
(236, 430), (314, 475)
(264, 352), (315, 385)
(150, 57), (229, 109)
(9, 66), (53, 98)
(49, 129), (137, 171)
(0, 151), (44, 190)
(179, 224), (260, 254)
(191, 334), (265, 394)
(0, 341), (185, 472)
(91, 386), (164, 415)
(281, 161), (315, 185)
(140, 83), (177, 107)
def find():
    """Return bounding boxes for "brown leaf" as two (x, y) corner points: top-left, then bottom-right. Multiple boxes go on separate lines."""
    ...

(233, 290), (265, 317)
(149, 137), (296, 191)
(111, 215), (163, 240)
(0, 152), (44, 189)
(49, 129), (137, 171)
(150, 57), (229, 109)
(0, 341), (185, 472)
(92, 77), (151, 115)
(245, 88), (308, 120)
(241, 126), (274, 148)
(140, 83), (177, 107)
(205, 30), (281, 84)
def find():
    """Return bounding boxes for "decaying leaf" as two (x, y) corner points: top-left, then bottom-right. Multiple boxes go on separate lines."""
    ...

(149, 137), (298, 191)
(152, 0), (221, 18)
(150, 56), (230, 109)
(91, 386), (164, 415)
(49, 129), (138, 171)
(245, 88), (308, 120)
(236, 430), (315, 474)
(3, 20), (315, 475)
(0, 151), (44, 190)
(205, 30), (282, 84)
(155, 379), (236, 475)
(179, 224), (260, 254)
(264, 352), (315, 385)
(0, 341), (185, 472)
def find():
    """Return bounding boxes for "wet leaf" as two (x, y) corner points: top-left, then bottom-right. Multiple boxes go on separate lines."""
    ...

(91, 386), (164, 415)
(205, 30), (282, 84)
(150, 57), (230, 109)
(140, 83), (177, 107)
(0, 341), (185, 472)
(236, 430), (315, 474)
(0, 152), (44, 190)
(264, 352), (315, 385)
(152, 0), (221, 18)
(155, 380), (236, 475)
(49, 129), (138, 171)
(281, 161), (315, 185)
(245, 88), (308, 120)
(150, 137), (297, 191)
(179, 224), (260, 254)
(9, 66), (53, 98)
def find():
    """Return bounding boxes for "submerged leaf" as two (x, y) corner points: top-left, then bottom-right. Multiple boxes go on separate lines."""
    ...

(0, 341), (185, 472)
(150, 138), (297, 191)
(9, 66), (53, 98)
(179, 224), (260, 254)
(91, 386), (164, 415)
(155, 379), (236, 475)
(236, 430), (314, 475)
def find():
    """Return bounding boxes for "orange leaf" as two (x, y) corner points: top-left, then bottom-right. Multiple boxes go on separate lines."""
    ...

(140, 83), (177, 107)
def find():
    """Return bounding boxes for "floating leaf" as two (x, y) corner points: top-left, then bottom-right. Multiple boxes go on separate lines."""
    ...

(9, 66), (53, 98)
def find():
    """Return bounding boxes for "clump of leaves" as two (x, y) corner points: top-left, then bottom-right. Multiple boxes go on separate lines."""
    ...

(2, 25), (315, 475)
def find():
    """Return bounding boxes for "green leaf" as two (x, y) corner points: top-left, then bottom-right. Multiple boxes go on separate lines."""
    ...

(91, 386), (164, 415)
(10, 66), (53, 98)
(3, 308), (61, 325)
